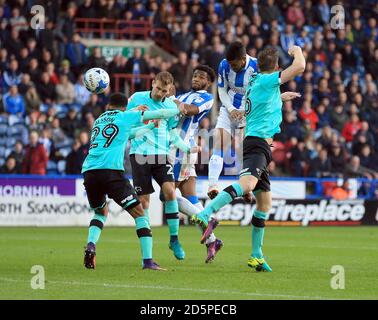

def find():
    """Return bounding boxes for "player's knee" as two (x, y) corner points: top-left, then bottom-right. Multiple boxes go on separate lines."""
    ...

(95, 206), (108, 217)
(129, 204), (144, 218)
(256, 203), (271, 213)
(163, 188), (176, 201)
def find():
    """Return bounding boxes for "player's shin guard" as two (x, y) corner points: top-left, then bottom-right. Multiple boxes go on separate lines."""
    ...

(87, 213), (107, 245)
(208, 151), (223, 187)
(199, 183), (244, 221)
(251, 210), (267, 259)
(165, 200), (179, 241)
(135, 216), (153, 260)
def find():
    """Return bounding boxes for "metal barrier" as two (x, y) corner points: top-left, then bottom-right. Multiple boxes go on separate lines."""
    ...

(74, 18), (173, 53)
(111, 73), (153, 95)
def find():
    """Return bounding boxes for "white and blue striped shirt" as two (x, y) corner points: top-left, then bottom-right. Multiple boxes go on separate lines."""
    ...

(171, 90), (214, 180)
(218, 54), (258, 110)
(175, 90), (214, 141)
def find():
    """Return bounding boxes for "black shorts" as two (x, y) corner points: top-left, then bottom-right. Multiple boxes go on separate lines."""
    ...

(83, 169), (140, 210)
(130, 154), (175, 195)
(241, 136), (273, 193)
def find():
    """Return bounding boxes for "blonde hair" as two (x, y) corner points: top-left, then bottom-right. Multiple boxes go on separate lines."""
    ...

(155, 71), (174, 86)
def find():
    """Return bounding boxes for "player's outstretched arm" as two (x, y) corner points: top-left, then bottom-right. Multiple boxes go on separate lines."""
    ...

(141, 109), (179, 121)
(281, 92), (301, 101)
(170, 129), (199, 154)
(129, 122), (156, 139)
(280, 46), (306, 85)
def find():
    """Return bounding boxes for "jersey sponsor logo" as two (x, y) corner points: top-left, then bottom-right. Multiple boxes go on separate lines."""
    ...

(121, 195), (135, 204)
(230, 87), (246, 95)
(194, 97), (204, 104)
(255, 168), (262, 177)
(239, 168), (249, 175)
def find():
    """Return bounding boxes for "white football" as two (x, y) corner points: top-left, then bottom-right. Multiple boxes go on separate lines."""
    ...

(84, 68), (110, 94)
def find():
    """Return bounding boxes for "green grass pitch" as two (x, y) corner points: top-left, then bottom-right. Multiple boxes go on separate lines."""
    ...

(0, 226), (377, 300)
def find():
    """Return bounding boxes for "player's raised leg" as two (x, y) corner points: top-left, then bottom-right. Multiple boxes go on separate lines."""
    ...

(248, 190), (272, 272)
(178, 177), (223, 263)
(192, 174), (258, 243)
(161, 181), (186, 260)
(208, 128), (230, 199)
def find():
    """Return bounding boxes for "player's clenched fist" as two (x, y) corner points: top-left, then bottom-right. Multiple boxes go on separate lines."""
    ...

(288, 46), (302, 56)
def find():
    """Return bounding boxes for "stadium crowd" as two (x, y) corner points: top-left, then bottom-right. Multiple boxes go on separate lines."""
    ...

(0, 0), (377, 187)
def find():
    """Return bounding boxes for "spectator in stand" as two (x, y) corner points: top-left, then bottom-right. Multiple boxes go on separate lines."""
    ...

(66, 33), (87, 76)
(74, 74), (91, 109)
(61, 108), (81, 139)
(344, 155), (378, 179)
(309, 148), (332, 177)
(168, 51), (193, 94)
(5, 28), (23, 58)
(289, 140), (310, 176)
(3, 85), (25, 116)
(24, 85), (42, 114)
(37, 72), (57, 106)
(359, 144), (376, 170)
(0, 156), (19, 174)
(342, 114), (362, 143)
(56, 2), (77, 44)
(3, 59), (23, 90)
(124, 48), (150, 92)
(65, 139), (82, 174)
(22, 130), (48, 175)
(329, 144), (345, 177)
(56, 74), (75, 108)
(46, 62), (59, 85)
(330, 104), (349, 132)
(8, 140), (24, 172)
(81, 94), (103, 121)
(27, 58), (41, 84)
(50, 117), (69, 146)
(260, 0), (281, 23)
(58, 60), (76, 84)
(86, 46), (108, 70)
(299, 101), (319, 130)
(286, 1), (305, 27)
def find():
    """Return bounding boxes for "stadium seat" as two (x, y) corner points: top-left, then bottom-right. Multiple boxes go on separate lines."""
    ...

(0, 124), (8, 137)
(0, 115), (7, 124)
(0, 137), (7, 146)
(6, 137), (17, 148)
(8, 115), (25, 126)
(0, 146), (6, 158)
(58, 147), (72, 158)
(57, 160), (66, 173)
(47, 160), (58, 171)
(5, 148), (12, 158)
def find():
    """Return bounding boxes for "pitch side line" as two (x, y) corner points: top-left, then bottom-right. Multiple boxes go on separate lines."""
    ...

(0, 277), (349, 300)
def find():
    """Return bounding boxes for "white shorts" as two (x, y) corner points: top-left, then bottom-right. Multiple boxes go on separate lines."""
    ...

(176, 152), (198, 182)
(215, 106), (246, 135)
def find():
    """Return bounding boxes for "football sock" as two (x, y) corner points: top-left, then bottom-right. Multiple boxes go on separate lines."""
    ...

(251, 210), (267, 259)
(165, 199), (179, 241)
(87, 213), (107, 245)
(208, 150), (223, 187)
(135, 216), (153, 260)
(177, 195), (200, 217)
(199, 183), (244, 221)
